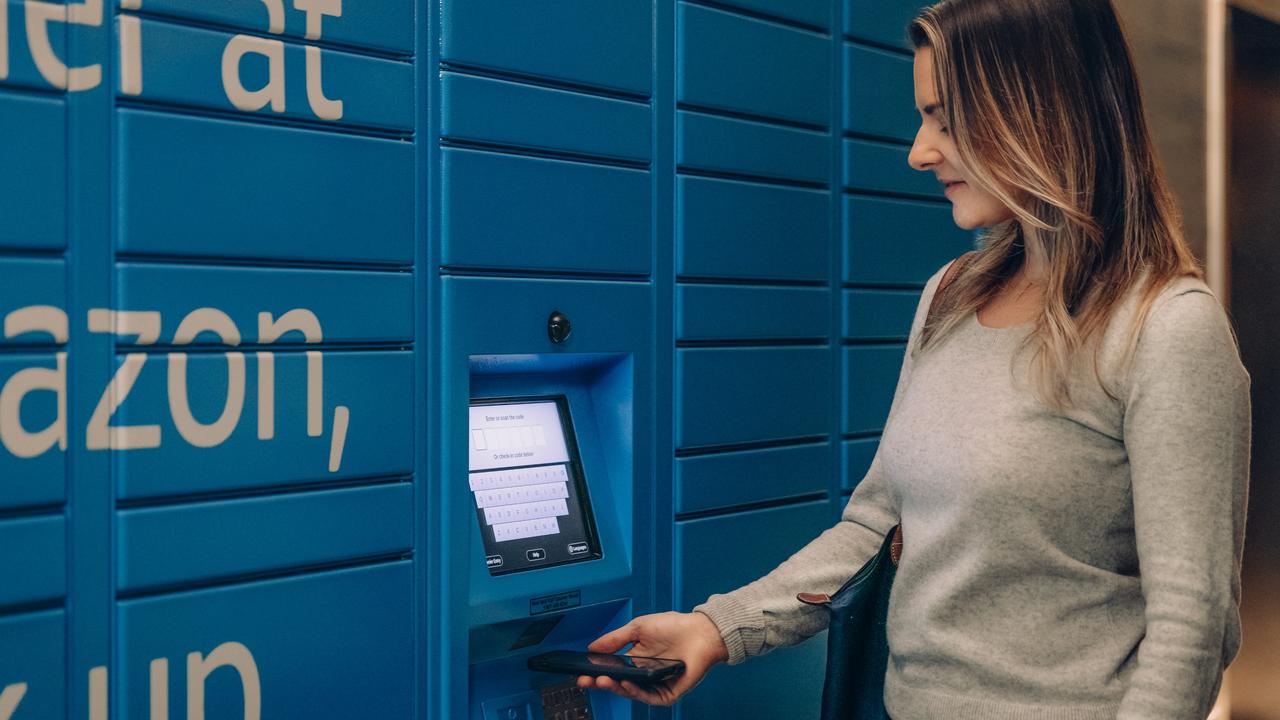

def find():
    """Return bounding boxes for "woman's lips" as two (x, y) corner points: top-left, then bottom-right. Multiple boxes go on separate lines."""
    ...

(943, 181), (966, 196)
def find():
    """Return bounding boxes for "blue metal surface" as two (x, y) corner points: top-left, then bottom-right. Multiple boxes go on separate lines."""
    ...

(678, 110), (830, 184)
(129, 0), (415, 54)
(115, 264), (414, 345)
(844, 0), (931, 49)
(844, 195), (975, 284)
(0, 259), (65, 333)
(442, 72), (651, 162)
(679, 3), (830, 126)
(0, 514), (65, 608)
(442, 0), (652, 95)
(678, 176), (830, 281)
(843, 437), (880, 492)
(116, 562), (414, 719)
(119, 110), (414, 264)
(677, 285), (829, 341)
(117, 482), (413, 593)
(843, 345), (906, 434)
(844, 42), (917, 141)
(0, 91), (65, 249)
(844, 288), (922, 339)
(0, 0), (963, 715)
(675, 442), (830, 514)
(441, 149), (651, 274)
(714, 0), (831, 28)
(0, 610), (65, 719)
(844, 138), (944, 197)
(677, 347), (831, 448)
(675, 500), (832, 609)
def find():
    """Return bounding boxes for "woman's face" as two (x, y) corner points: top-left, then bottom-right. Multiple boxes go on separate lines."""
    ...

(908, 47), (1016, 230)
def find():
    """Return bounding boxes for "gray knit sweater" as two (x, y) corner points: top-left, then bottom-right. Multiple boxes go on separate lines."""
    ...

(693, 258), (1252, 720)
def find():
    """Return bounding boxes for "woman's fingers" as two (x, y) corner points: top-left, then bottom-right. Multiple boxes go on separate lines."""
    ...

(587, 621), (639, 654)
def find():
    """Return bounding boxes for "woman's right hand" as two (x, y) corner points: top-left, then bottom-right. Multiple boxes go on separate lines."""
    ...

(575, 611), (730, 706)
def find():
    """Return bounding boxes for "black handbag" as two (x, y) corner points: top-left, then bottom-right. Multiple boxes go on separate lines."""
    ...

(796, 251), (974, 719)
(797, 525), (901, 720)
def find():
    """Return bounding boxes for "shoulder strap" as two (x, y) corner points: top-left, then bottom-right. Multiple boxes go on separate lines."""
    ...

(925, 251), (976, 325)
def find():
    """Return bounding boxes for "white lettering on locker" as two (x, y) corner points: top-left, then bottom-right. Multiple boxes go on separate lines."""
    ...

(24, 0), (104, 91)
(168, 309), (245, 449)
(187, 642), (261, 720)
(0, 683), (26, 720)
(0, 306), (67, 459)
(86, 310), (163, 451)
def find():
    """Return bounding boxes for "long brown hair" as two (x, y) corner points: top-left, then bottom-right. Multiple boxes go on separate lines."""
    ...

(908, 0), (1205, 410)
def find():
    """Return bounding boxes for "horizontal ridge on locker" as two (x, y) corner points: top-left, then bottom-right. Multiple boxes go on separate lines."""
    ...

(678, 283), (829, 341)
(844, 0), (930, 51)
(119, 109), (415, 265)
(678, 110), (829, 184)
(117, 482), (413, 594)
(0, 91), (66, 251)
(441, 138), (650, 172)
(115, 98), (414, 143)
(113, 342), (413, 355)
(438, 62), (652, 105)
(676, 441), (830, 514)
(115, 551), (412, 601)
(0, 513), (66, 609)
(844, 42), (918, 142)
(442, 0), (652, 97)
(678, 166), (827, 191)
(439, 267), (651, 283)
(121, 4), (415, 59)
(678, 276), (827, 288)
(679, 2), (832, 128)
(674, 435), (831, 458)
(680, 0), (830, 35)
(675, 492), (830, 523)
(844, 186), (953, 205)
(114, 253), (413, 272)
(844, 138), (946, 198)
(116, 473), (412, 511)
(441, 72), (651, 163)
(677, 101), (827, 133)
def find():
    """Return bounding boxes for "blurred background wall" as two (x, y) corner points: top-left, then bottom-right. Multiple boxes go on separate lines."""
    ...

(1114, 2), (1279, 718)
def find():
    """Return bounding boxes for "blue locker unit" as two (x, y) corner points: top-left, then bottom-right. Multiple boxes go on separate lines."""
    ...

(0, 0), (979, 717)
(440, 277), (654, 719)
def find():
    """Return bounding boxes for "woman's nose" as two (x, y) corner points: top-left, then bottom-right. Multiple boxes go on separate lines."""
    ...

(908, 127), (941, 172)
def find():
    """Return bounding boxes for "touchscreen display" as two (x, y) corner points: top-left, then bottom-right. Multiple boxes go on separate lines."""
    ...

(469, 397), (602, 575)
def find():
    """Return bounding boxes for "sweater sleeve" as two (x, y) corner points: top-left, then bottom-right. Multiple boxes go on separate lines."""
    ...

(1115, 288), (1251, 719)
(691, 258), (956, 665)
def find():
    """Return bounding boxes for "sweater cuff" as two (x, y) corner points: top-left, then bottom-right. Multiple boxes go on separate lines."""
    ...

(692, 593), (764, 666)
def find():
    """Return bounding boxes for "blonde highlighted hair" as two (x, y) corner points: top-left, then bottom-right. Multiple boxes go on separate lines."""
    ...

(908, 0), (1206, 410)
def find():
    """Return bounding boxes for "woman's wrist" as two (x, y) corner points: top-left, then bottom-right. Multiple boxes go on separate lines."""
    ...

(691, 610), (730, 665)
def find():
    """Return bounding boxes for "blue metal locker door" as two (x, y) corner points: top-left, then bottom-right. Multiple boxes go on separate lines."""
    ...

(2, 1), (424, 717)
(111, 2), (420, 716)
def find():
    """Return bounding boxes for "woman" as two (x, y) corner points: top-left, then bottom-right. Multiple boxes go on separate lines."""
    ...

(579, 1), (1251, 717)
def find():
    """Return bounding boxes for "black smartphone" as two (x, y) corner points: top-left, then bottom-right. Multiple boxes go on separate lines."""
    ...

(527, 650), (686, 685)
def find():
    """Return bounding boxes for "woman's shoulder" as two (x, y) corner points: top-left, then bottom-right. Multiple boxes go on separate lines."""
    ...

(1110, 274), (1248, 392)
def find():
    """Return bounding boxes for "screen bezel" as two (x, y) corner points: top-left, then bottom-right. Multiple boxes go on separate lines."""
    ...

(469, 395), (604, 576)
